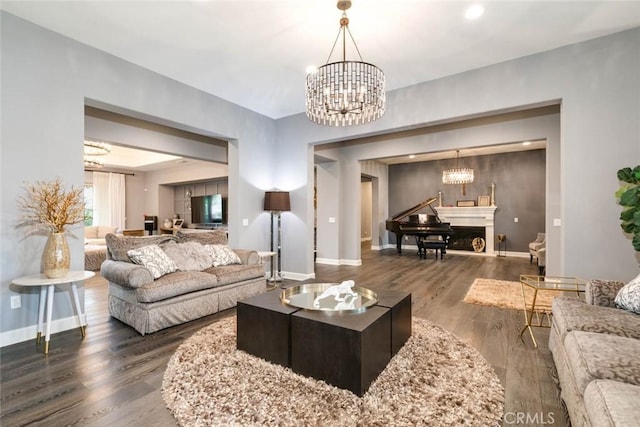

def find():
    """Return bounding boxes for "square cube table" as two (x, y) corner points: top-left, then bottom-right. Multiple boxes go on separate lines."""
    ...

(236, 290), (299, 367)
(291, 306), (391, 396)
(376, 290), (412, 355)
(237, 287), (411, 396)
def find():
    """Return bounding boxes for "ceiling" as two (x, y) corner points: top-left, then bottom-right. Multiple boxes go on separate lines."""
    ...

(3, 0), (640, 121)
(84, 144), (216, 173)
(6, 1), (639, 171)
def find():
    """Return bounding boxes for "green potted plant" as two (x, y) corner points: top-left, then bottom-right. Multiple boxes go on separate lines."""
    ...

(616, 166), (640, 251)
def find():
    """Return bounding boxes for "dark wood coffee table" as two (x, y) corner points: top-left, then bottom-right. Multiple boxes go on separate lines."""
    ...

(237, 287), (411, 396)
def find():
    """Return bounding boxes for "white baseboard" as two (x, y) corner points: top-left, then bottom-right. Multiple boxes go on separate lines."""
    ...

(315, 257), (341, 265)
(315, 258), (362, 266)
(0, 315), (82, 348)
(502, 251), (530, 258)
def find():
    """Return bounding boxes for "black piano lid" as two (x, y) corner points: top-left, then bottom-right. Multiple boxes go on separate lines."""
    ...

(390, 197), (438, 222)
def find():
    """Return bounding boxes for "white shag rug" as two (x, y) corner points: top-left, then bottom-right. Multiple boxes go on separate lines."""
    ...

(162, 316), (504, 426)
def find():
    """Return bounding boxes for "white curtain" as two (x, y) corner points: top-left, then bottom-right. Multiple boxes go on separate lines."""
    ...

(92, 172), (126, 231)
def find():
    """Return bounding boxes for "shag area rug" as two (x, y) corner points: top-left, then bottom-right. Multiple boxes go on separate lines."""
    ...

(464, 278), (555, 310)
(162, 316), (504, 426)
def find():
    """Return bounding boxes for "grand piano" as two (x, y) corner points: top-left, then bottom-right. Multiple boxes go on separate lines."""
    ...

(385, 197), (454, 259)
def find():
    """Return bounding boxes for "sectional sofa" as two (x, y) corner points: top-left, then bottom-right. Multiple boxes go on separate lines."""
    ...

(549, 279), (640, 426)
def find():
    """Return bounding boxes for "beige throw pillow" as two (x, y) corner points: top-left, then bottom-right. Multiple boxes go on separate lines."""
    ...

(127, 244), (177, 279)
(162, 241), (213, 271)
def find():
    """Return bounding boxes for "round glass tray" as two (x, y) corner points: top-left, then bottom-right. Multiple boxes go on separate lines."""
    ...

(281, 282), (378, 313)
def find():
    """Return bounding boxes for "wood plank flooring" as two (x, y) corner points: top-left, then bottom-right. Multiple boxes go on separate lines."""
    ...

(1, 245), (566, 426)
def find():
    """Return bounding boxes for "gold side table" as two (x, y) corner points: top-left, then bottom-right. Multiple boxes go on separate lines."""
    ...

(519, 274), (587, 347)
(497, 234), (507, 257)
(11, 270), (94, 354)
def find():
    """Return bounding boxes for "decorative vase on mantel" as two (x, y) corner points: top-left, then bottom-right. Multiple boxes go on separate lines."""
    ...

(42, 232), (70, 278)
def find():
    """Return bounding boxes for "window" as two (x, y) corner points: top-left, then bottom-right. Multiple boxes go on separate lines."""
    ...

(84, 184), (94, 226)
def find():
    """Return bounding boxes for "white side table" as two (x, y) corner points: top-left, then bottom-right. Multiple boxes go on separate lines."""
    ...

(11, 270), (95, 354)
(256, 251), (277, 289)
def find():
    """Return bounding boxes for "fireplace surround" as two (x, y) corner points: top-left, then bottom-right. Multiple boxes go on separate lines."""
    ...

(435, 206), (498, 255)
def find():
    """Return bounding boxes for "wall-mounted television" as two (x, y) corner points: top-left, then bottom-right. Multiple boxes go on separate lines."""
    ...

(191, 194), (223, 224)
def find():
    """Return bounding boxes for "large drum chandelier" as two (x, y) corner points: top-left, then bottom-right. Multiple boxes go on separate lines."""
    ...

(305, 0), (385, 127)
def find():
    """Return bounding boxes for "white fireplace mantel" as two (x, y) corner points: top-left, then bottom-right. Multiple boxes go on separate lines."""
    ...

(435, 206), (498, 255)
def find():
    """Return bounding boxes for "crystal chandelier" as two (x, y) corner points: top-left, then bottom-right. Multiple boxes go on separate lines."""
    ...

(305, 0), (385, 127)
(84, 140), (111, 169)
(442, 150), (474, 185)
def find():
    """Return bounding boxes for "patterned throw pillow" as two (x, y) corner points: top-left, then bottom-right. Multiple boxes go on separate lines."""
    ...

(614, 272), (640, 314)
(204, 244), (242, 267)
(127, 244), (177, 279)
(162, 241), (213, 271)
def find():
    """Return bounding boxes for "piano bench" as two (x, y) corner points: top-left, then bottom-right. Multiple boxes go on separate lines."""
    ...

(416, 240), (447, 260)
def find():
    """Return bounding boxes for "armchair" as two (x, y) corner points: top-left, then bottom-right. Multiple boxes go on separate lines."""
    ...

(529, 232), (545, 264)
(537, 247), (546, 275)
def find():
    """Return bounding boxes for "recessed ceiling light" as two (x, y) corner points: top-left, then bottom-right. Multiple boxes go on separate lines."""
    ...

(409, 154), (416, 159)
(465, 4), (485, 20)
(522, 141), (532, 146)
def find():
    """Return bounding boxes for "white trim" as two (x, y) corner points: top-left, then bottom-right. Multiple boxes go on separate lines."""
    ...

(446, 249), (494, 257)
(316, 257), (341, 265)
(0, 315), (82, 348)
(435, 206), (498, 255)
(504, 251), (530, 258)
(315, 258), (362, 266)
(401, 245), (529, 258)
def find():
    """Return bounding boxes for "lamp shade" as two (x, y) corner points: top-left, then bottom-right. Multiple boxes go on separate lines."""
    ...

(264, 191), (290, 212)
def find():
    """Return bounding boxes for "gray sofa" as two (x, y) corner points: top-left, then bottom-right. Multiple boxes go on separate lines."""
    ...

(100, 230), (266, 335)
(549, 280), (640, 426)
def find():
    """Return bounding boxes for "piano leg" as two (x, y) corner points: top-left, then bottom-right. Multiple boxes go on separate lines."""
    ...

(415, 237), (425, 259)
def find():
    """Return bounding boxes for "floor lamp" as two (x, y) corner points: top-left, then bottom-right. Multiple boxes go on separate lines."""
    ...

(264, 191), (290, 282)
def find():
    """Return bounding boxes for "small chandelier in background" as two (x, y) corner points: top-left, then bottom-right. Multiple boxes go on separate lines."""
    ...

(305, 0), (385, 127)
(84, 140), (111, 169)
(442, 150), (474, 194)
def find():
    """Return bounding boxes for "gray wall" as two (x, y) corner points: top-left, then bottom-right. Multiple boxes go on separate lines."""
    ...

(313, 110), (558, 261)
(84, 111), (230, 231)
(277, 27), (639, 283)
(388, 150), (546, 252)
(1, 12), (276, 345)
(2, 11), (639, 345)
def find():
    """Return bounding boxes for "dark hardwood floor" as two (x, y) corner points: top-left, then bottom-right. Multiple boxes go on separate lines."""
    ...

(1, 245), (566, 426)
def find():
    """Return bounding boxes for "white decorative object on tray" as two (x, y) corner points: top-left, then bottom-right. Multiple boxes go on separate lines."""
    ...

(313, 280), (358, 308)
(282, 282), (378, 313)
